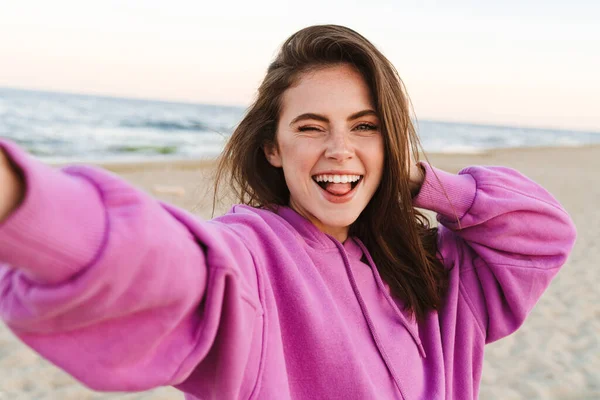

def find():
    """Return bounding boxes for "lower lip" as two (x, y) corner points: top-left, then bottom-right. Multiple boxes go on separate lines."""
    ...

(314, 179), (362, 204)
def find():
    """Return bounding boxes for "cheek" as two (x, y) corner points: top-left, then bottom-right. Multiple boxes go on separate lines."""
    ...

(361, 139), (385, 173)
(281, 142), (321, 174)
(374, 139), (385, 171)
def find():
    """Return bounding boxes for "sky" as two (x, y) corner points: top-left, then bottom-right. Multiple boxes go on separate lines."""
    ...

(1, 0), (599, 131)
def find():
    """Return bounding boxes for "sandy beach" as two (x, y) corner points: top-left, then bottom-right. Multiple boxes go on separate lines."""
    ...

(0, 145), (598, 399)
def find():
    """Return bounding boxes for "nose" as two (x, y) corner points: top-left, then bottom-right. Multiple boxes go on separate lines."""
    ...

(324, 130), (354, 161)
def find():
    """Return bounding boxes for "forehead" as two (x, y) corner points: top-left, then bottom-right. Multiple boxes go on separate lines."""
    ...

(280, 64), (376, 119)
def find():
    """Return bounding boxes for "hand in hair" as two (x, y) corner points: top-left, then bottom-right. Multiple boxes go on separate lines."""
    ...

(409, 162), (426, 198)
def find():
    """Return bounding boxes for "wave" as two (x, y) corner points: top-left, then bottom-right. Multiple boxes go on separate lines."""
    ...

(110, 145), (179, 155)
(119, 119), (213, 132)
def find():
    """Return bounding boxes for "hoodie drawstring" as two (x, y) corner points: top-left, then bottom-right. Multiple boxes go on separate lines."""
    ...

(353, 239), (428, 359)
(330, 238), (410, 400)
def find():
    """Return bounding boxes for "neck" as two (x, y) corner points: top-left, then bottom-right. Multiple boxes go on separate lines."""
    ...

(287, 201), (349, 243)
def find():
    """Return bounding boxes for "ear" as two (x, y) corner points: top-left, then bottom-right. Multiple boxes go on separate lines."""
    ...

(263, 142), (283, 168)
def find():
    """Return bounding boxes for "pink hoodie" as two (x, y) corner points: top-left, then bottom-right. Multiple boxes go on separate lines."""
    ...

(0, 139), (576, 399)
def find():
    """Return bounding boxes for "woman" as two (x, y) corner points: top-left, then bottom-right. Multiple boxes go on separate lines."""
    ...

(0, 25), (576, 399)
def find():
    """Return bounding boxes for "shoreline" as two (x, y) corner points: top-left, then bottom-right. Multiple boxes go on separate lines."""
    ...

(45, 143), (600, 170)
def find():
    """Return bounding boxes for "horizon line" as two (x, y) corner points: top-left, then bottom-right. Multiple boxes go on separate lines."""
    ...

(2, 85), (598, 135)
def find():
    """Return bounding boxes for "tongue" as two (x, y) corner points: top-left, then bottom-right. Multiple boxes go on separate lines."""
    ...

(325, 182), (352, 196)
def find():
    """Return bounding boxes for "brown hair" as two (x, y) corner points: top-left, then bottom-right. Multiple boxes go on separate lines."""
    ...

(215, 24), (448, 321)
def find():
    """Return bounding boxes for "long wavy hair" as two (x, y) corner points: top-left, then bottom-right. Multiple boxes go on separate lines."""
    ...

(214, 24), (449, 321)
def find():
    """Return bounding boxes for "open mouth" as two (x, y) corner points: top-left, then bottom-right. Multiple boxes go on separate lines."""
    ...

(312, 174), (364, 196)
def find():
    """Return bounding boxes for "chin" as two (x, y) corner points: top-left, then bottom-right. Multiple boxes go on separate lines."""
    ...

(315, 208), (361, 229)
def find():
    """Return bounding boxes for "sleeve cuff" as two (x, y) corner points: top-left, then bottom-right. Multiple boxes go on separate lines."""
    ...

(0, 139), (106, 284)
(412, 162), (477, 222)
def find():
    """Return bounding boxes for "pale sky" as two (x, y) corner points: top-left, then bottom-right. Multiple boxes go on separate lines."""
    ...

(1, 0), (599, 131)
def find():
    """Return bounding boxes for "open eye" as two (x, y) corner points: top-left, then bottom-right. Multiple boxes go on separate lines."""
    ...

(354, 123), (378, 132)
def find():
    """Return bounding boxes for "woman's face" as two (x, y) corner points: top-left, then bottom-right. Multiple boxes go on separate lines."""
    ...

(264, 63), (385, 242)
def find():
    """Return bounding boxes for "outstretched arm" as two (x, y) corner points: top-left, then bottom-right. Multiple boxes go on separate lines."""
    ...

(0, 148), (25, 223)
(0, 140), (263, 398)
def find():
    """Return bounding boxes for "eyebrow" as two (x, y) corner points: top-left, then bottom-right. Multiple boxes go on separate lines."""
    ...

(289, 109), (378, 126)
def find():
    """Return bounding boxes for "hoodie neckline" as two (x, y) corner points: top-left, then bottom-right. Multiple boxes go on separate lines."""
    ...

(275, 206), (361, 255)
(274, 205), (425, 358)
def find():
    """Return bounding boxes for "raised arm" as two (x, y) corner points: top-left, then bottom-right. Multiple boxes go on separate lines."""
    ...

(0, 140), (263, 398)
(413, 162), (577, 343)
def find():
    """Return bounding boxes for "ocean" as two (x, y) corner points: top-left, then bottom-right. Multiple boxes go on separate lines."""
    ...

(1, 87), (599, 163)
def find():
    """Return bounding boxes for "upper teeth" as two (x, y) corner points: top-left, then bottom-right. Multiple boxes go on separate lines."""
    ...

(313, 174), (362, 183)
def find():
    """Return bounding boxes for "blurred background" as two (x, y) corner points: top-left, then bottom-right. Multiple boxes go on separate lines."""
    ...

(0, 1), (599, 400)
(1, 0), (599, 162)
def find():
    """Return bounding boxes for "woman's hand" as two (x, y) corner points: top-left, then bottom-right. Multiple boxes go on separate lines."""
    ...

(0, 149), (25, 223)
(409, 162), (425, 198)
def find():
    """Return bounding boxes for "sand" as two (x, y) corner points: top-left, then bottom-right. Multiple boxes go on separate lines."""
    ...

(1, 145), (598, 399)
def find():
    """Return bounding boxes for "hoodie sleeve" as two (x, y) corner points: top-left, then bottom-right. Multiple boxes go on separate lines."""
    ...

(0, 140), (264, 398)
(413, 162), (577, 343)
